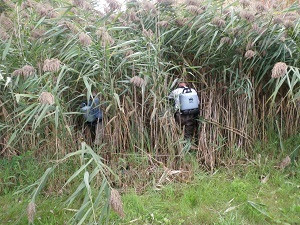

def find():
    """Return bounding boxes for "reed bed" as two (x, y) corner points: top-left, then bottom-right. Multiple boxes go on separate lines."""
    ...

(0, 0), (299, 223)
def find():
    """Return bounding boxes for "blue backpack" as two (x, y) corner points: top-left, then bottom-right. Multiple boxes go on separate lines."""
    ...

(80, 97), (103, 123)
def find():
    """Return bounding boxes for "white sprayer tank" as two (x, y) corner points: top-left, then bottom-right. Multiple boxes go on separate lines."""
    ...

(179, 87), (199, 111)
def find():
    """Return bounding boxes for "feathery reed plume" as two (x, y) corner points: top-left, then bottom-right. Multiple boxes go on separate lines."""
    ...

(60, 21), (78, 34)
(128, 10), (139, 22)
(271, 62), (288, 78)
(283, 20), (294, 29)
(0, 13), (13, 30)
(125, 49), (134, 57)
(12, 69), (23, 76)
(3, 0), (15, 8)
(0, 28), (9, 41)
(240, 10), (255, 22)
(36, 3), (56, 18)
(22, 65), (35, 77)
(21, 0), (36, 9)
(246, 41), (254, 50)
(73, 0), (83, 7)
(105, 0), (120, 11)
(27, 202), (36, 223)
(273, 16), (283, 24)
(96, 27), (115, 46)
(185, 0), (200, 6)
(43, 59), (61, 72)
(280, 33), (287, 42)
(39, 92), (54, 105)
(220, 37), (232, 45)
(31, 29), (45, 40)
(157, 0), (174, 4)
(244, 50), (256, 59)
(255, 3), (267, 13)
(130, 76), (145, 87)
(109, 189), (125, 218)
(175, 18), (188, 27)
(278, 156), (291, 170)
(251, 24), (265, 34)
(284, 12), (298, 22)
(79, 32), (92, 46)
(212, 17), (226, 27)
(222, 8), (231, 18)
(141, 1), (156, 11)
(157, 20), (169, 28)
(240, 0), (250, 7)
(142, 29), (154, 39)
(231, 27), (241, 37)
(186, 5), (203, 15)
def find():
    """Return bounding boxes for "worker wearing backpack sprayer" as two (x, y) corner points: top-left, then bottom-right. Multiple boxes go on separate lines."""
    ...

(80, 94), (103, 144)
(169, 82), (200, 139)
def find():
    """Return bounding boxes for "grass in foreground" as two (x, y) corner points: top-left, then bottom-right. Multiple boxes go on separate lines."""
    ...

(0, 154), (299, 225)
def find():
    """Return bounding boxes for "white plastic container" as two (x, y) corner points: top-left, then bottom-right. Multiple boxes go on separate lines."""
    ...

(179, 88), (199, 111)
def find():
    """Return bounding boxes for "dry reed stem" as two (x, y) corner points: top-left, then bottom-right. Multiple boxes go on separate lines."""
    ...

(39, 92), (55, 105)
(271, 62), (288, 78)
(110, 188), (125, 218)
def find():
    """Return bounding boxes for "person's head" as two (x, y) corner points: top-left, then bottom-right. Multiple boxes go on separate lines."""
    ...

(178, 82), (187, 88)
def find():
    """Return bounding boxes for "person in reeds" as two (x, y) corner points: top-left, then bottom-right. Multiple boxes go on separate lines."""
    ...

(169, 81), (200, 139)
(80, 94), (103, 144)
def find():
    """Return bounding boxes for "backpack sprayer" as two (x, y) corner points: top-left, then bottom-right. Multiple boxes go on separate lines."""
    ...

(179, 87), (200, 115)
(80, 97), (103, 123)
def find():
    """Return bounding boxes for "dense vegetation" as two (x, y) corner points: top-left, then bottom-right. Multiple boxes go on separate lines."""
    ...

(0, 0), (299, 224)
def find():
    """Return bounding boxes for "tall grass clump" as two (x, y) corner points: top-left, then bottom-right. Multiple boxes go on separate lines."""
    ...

(0, 0), (299, 222)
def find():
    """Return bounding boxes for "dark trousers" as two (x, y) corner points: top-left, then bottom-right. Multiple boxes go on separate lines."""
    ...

(86, 120), (100, 142)
(175, 112), (198, 139)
